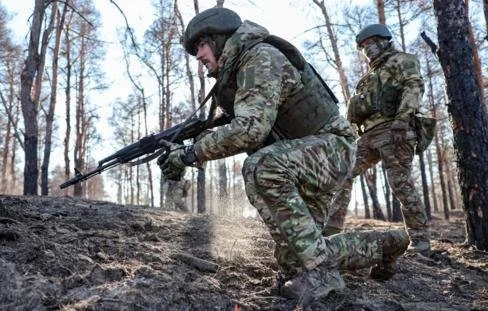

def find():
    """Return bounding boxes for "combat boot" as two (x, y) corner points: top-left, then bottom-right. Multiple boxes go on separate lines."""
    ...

(407, 238), (431, 257)
(370, 229), (409, 281)
(281, 268), (345, 306)
(407, 228), (431, 257)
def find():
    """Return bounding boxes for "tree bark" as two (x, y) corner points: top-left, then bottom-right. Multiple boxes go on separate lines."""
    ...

(360, 175), (370, 219)
(20, 0), (45, 195)
(465, 0), (486, 113)
(312, 0), (351, 102)
(434, 0), (488, 250)
(42, 1), (67, 195)
(418, 152), (432, 220)
(193, 0), (207, 214)
(391, 197), (402, 222)
(376, 0), (386, 24)
(435, 123), (450, 220)
(365, 168), (386, 221)
(63, 12), (73, 195)
(381, 162), (392, 221)
(424, 54), (439, 213)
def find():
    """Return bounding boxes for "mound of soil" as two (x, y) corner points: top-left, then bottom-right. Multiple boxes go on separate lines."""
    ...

(0, 195), (487, 310)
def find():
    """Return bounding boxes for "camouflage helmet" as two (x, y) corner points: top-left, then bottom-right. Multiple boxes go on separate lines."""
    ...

(184, 7), (242, 56)
(356, 24), (392, 46)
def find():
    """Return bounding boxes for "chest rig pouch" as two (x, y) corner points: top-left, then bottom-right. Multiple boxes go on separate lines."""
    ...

(348, 71), (380, 124)
(348, 52), (402, 124)
(213, 35), (339, 142)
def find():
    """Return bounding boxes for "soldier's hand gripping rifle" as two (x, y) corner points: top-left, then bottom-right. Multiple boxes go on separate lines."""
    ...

(60, 84), (226, 189)
(59, 115), (228, 189)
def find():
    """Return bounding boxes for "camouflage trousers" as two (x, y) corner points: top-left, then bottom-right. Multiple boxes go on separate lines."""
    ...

(167, 182), (189, 212)
(242, 133), (387, 276)
(331, 121), (429, 242)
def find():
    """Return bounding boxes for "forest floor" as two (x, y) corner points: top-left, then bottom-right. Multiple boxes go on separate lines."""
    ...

(0, 194), (487, 310)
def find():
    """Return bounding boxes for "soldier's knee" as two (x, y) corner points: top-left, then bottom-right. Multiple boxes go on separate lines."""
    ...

(254, 154), (291, 189)
(242, 156), (259, 183)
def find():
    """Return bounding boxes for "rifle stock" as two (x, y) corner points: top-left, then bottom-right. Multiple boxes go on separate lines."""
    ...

(60, 116), (229, 189)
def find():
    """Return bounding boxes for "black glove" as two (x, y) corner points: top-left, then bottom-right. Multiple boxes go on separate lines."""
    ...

(157, 143), (198, 181)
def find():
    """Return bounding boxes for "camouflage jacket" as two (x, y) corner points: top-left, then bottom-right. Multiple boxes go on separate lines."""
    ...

(347, 46), (425, 133)
(194, 21), (354, 162)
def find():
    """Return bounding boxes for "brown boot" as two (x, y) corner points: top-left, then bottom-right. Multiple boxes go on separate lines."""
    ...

(281, 269), (345, 306)
(370, 229), (409, 281)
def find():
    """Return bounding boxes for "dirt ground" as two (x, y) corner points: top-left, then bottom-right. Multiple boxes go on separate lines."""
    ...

(0, 195), (487, 310)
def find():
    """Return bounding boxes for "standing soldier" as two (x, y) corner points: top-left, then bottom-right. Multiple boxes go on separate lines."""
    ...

(166, 179), (191, 212)
(158, 9), (410, 305)
(333, 24), (432, 257)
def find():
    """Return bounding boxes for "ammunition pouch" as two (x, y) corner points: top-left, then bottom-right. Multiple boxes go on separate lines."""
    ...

(378, 80), (400, 117)
(347, 94), (377, 125)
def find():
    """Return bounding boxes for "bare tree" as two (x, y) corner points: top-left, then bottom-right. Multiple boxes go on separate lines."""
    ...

(364, 168), (386, 221)
(312, 0), (351, 103)
(62, 9), (74, 193)
(484, 0), (488, 38)
(62, 0), (104, 197)
(465, 0), (485, 111)
(433, 0), (488, 250)
(0, 4), (22, 194)
(20, 0), (51, 194)
(41, 1), (68, 195)
(360, 175), (370, 219)
(192, 0), (208, 214)
(376, 0), (386, 24)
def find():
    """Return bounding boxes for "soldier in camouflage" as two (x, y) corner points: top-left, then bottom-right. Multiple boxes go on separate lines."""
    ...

(166, 179), (191, 212)
(332, 24), (431, 257)
(158, 8), (410, 305)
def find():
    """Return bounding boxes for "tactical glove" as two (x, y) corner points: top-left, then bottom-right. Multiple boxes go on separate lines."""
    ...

(157, 143), (198, 181)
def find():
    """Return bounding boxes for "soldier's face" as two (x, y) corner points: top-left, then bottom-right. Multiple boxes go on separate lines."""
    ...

(196, 41), (218, 74)
(358, 37), (385, 62)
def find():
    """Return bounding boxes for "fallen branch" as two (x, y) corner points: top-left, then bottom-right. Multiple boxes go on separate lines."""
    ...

(173, 252), (218, 273)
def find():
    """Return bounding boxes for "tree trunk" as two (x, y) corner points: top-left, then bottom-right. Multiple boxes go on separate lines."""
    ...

(418, 152), (432, 220)
(42, 1), (67, 195)
(376, 0), (386, 24)
(424, 55), (439, 213)
(435, 125), (450, 220)
(465, 1), (486, 113)
(197, 167), (206, 214)
(360, 175), (370, 219)
(391, 197), (402, 222)
(434, 0), (488, 250)
(427, 148), (439, 213)
(312, 0), (350, 102)
(365, 168), (386, 221)
(63, 12), (73, 195)
(394, 0), (406, 52)
(218, 159), (228, 214)
(444, 154), (457, 210)
(20, 0), (46, 195)
(381, 162), (392, 221)
(195, 62), (206, 214)
(484, 0), (488, 39)
(73, 34), (87, 197)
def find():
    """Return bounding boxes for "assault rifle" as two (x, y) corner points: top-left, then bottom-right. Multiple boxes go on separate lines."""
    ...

(60, 116), (229, 189)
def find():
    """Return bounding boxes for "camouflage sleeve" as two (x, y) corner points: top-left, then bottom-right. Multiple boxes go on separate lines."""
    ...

(395, 54), (425, 122)
(194, 45), (282, 162)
